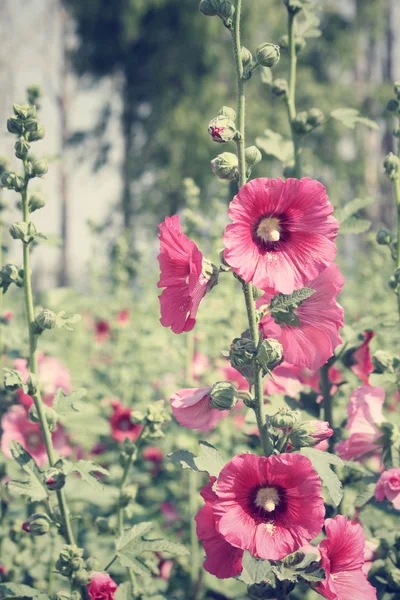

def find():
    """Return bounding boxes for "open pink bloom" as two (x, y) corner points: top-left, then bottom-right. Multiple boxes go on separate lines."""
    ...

(210, 453), (324, 561)
(223, 178), (338, 294)
(15, 354), (72, 409)
(259, 264), (344, 370)
(335, 386), (385, 461)
(196, 479), (244, 578)
(375, 468), (400, 509)
(264, 361), (303, 397)
(349, 331), (375, 384)
(116, 309), (129, 325)
(143, 446), (163, 464)
(363, 539), (379, 576)
(1, 406), (71, 467)
(95, 319), (111, 343)
(316, 515), (377, 600)
(219, 364), (249, 390)
(109, 399), (142, 443)
(158, 215), (210, 334)
(170, 387), (225, 431)
(87, 572), (118, 600)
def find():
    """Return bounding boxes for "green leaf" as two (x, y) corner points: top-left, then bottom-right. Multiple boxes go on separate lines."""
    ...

(269, 288), (315, 313)
(255, 130), (294, 164)
(56, 459), (109, 491)
(114, 583), (132, 600)
(7, 478), (47, 502)
(0, 583), (49, 599)
(6, 442), (47, 502)
(53, 388), (86, 416)
(55, 311), (81, 331)
(335, 197), (373, 224)
(272, 552), (325, 584)
(239, 551), (272, 585)
(331, 108), (379, 130)
(3, 368), (27, 392)
(355, 483), (376, 508)
(300, 448), (343, 506)
(338, 217), (371, 235)
(168, 441), (225, 478)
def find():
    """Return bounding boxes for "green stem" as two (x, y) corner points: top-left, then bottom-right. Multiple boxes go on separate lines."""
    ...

(394, 177), (400, 323)
(189, 470), (200, 590)
(21, 161), (75, 546)
(320, 363), (334, 450)
(286, 10), (302, 179)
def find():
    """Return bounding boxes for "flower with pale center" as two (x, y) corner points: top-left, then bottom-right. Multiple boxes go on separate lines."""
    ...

(257, 217), (281, 243)
(255, 487), (280, 512)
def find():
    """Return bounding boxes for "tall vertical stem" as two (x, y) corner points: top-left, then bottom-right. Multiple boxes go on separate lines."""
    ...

(286, 11), (302, 179)
(393, 177), (400, 323)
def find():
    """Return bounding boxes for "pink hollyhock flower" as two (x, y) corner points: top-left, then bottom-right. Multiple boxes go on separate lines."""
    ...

(87, 572), (117, 600)
(109, 399), (142, 443)
(316, 515), (377, 600)
(192, 352), (210, 381)
(264, 361), (303, 397)
(211, 453), (324, 561)
(223, 178), (338, 294)
(116, 309), (129, 325)
(218, 364), (249, 390)
(307, 421), (334, 443)
(335, 386), (385, 461)
(3, 311), (13, 321)
(95, 320), (111, 343)
(159, 558), (174, 581)
(363, 539), (379, 576)
(143, 446), (163, 464)
(259, 264), (344, 370)
(195, 479), (244, 578)
(348, 331), (375, 384)
(157, 215), (214, 334)
(15, 354), (72, 409)
(375, 468), (400, 509)
(1, 406), (71, 467)
(314, 440), (329, 452)
(170, 387), (225, 431)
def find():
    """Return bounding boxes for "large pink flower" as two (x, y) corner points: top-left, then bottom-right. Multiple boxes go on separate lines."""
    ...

(15, 354), (72, 409)
(196, 479), (244, 579)
(170, 387), (225, 431)
(259, 264), (344, 370)
(316, 515), (377, 600)
(348, 331), (375, 384)
(211, 453), (325, 561)
(1, 406), (71, 467)
(223, 178), (338, 294)
(375, 468), (400, 509)
(87, 572), (117, 600)
(335, 386), (385, 461)
(157, 215), (210, 334)
(109, 399), (142, 443)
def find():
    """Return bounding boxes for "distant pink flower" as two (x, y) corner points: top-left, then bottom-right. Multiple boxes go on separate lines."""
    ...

(317, 515), (377, 600)
(157, 215), (210, 334)
(218, 364), (248, 390)
(159, 558), (174, 581)
(195, 478), (244, 578)
(223, 178), (338, 294)
(335, 386), (385, 461)
(116, 309), (129, 325)
(143, 446), (163, 464)
(297, 365), (343, 398)
(109, 399), (142, 443)
(211, 453), (324, 561)
(192, 352), (210, 381)
(363, 539), (379, 576)
(87, 572), (117, 600)
(3, 311), (13, 321)
(170, 387), (225, 431)
(1, 406), (71, 467)
(160, 501), (180, 526)
(15, 354), (71, 409)
(259, 264), (344, 370)
(95, 320), (111, 343)
(375, 468), (400, 509)
(348, 331), (375, 384)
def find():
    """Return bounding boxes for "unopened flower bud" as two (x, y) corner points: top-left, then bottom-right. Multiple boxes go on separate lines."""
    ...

(270, 408), (299, 429)
(245, 146), (262, 167)
(218, 0), (235, 24)
(85, 557), (101, 571)
(394, 82), (400, 100)
(384, 152), (400, 180)
(307, 108), (325, 127)
(1, 171), (24, 191)
(290, 420), (334, 448)
(56, 545), (85, 577)
(14, 138), (30, 159)
(44, 468), (66, 491)
(27, 125), (45, 142)
(13, 103), (35, 119)
(0, 264), (24, 291)
(210, 381), (238, 410)
(211, 152), (238, 180)
(28, 193), (47, 212)
(256, 44), (280, 68)
(32, 159), (48, 177)
(256, 338), (283, 372)
(199, 0), (220, 16)
(241, 46), (253, 67)
(7, 117), (23, 135)
(9, 222), (28, 241)
(24, 118), (38, 133)
(217, 106), (237, 121)
(376, 228), (393, 245)
(27, 373), (39, 396)
(120, 484), (138, 507)
(208, 115), (237, 143)
(292, 111), (310, 134)
(72, 569), (90, 587)
(272, 79), (288, 97)
(389, 275), (398, 289)
(35, 308), (57, 332)
(387, 99), (399, 113)
(372, 350), (394, 374)
(22, 513), (51, 536)
(228, 337), (257, 381)
(202, 257), (219, 292)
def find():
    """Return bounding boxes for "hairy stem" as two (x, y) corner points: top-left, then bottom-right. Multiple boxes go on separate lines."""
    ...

(286, 10), (302, 179)
(320, 363), (335, 450)
(21, 160), (75, 546)
(394, 177), (400, 323)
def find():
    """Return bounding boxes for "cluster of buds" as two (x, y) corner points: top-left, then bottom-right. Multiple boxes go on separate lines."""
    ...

(208, 106), (237, 144)
(292, 108), (325, 134)
(384, 152), (400, 181)
(240, 43), (280, 80)
(199, 0), (235, 28)
(22, 513), (52, 536)
(56, 545), (89, 586)
(0, 263), (24, 293)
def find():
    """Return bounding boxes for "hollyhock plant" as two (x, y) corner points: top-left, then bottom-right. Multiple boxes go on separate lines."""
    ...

(348, 331), (375, 384)
(208, 453), (324, 562)
(259, 264), (344, 370)
(195, 479), (244, 578)
(335, 386), (385, 461)
(87, 572), (118, 600)
(109, 399), (142, 443)
(157, 215), (217, 334)
(170, 387), (227, 431)
(223, 177), (338, 294)
(1, 406), (71, 467)
(375, 468), (400, 509)
(15, 354), (72, 409)
(316, 515), (377, 600)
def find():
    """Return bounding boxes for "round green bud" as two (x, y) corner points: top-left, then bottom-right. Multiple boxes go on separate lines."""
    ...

(376, 228), (393, 245)
(72, 569), (90, 587)
(14, 138), (30, 159)
(35, 308), (57, 332)
(85, 557), (101, 571)
(271, 79), (288, 97)
(387, 99), (399, 113)
(199, 0), (220, 16)
(384, 152), (400, 180)
(210, 381), (238, 411)
(256, 338), (283, 372)
(228, 337), (257, 381)
(218, 0), (235, 22)
(24, 118), (38, 133)
(208, 115), (237, 143)
(372, 350), (394, 374)
(44, 468), (66, 491)
(292, 111), (311, 134)
(7, 117), (23, 135)
(255, 43), (280, 68)
(9, 222), (28, 241)
(32, 159), (48, 177)
(241, 46), (253, 67)
(211, 152), (238, 180)
(28, 193), (47, 212)
(307, 108), (325, 127)
(217, 105), (237, 121)
(23, 513), (51, 536)
(27, 125), (45, 142)
(270, 408), (299, 429)
(389, 275), (398, 289)
(13, 103), (35, 119)
(245, 146), (262, 167)
(1, 171), (24, 191)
